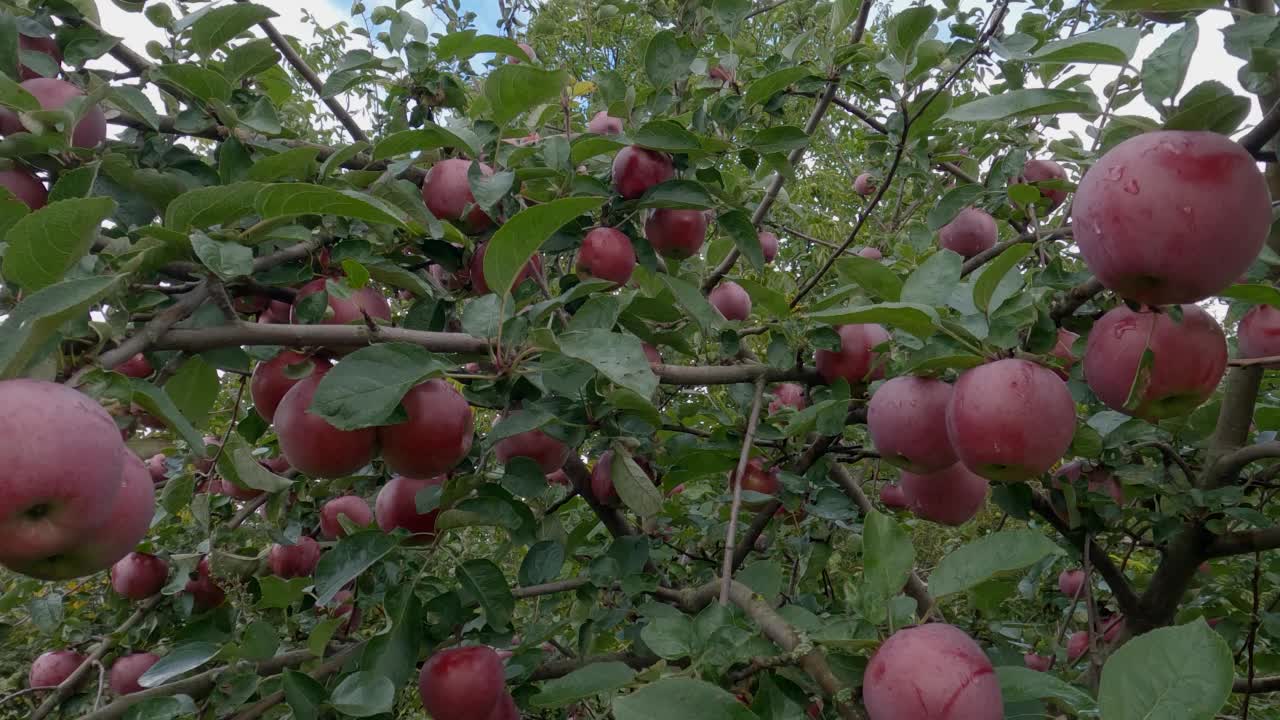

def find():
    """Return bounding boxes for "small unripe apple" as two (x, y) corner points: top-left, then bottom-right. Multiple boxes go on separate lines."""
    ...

(709, 280), (752, 321)
(115, 354), (153, 379)
(731, 457), (780, 510)
(814, 324), (891, 385)
(29, 650), (86, 689)
(1238, 304), (1280, 359)
(900, 463), (989, 525)
(290, 278), (391, 328)
(422, 158), (494, 232)
(644, 208), (707, 259)
(376, 475), (444, 545)
(853, 173), (876, 197)
(642, 342), (662, 365)
(109, 652), (159, 695)
(417, 646), (506, 720)
(378, 379), (474, 477)
(495, 426), (570, 474)
(275, 374), (377, 478)
(0, 166), (47, 209)
(469, 241), (543, 295)
(863, 624), (1002, 720)
(1023, 652), (1052, 672)
(1067, 630), (1089, 661)
(867, 376), (957, 473)
(0, 78), (106, 148)
(587, 110), (623, 135)
(184, 556), (225, 611)
(1015, 158), (1070, 209)
(938, 207), (997, 258)
(111, 552), (169, 600)
(856, 246), (883, 260)
(879, 483), (908, 509)
(250, 351), (327, 422)
(1058, 568), (1086, 597)
(320, 495), (374, 539)
(268, 536), (322, 579)
(18, 34), (61, 80)
(768, 383), (806, 414)
(578, 227), (636, 285)
(612, 146), (674, 200)
(758, 231), (779, 263)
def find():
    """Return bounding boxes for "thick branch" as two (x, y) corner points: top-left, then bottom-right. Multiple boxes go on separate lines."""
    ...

(512, 576), (591, 598)
(1049, 277), (1105, 323)
(1206, 526), (1280, 558)
(959, 227), (1072, 277)
(1237, 675), (1280, 693)
(1241, 97), (1280, 154)
(1204, 440), (1280, 488)
(529, 652), (663, 681)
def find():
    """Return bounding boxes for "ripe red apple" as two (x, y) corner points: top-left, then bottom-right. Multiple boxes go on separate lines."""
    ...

(587, 110), (623, 135)
(0, 380), (126, 577)
(856, 246), (883, 260)
(867, 376), (957, 473)
(115, 354), (153, 379)
(1103, 616), (1126, 644)
(185, 556), (225, 611)
(507, 42), (537, 63)
(486, 692), (519, 720)
(547, 469), (571, 486)
(938, 207), (997, 258)
(708, 65), (735, 84)
(418, 646), (506, 720)
(261, 455), (291, 474)
(612, 146), (674, 200)
(1023, 653), (1052, 672)
(946, 359), (1076, 482)
(194, 435), (220, 474)
(378, 379), (474, 477)
(731, 458), (780, 510)
(642, 342), (662, 365)
(814, 324), (891, 385)
(1015, 158), (1070, 210)
(1053, 461), (1125, 506)
(1083, 304), (1226, 420)
(209, 475), (263, 501)
(863, 624), (1002, 720)
(1072, 130), (1270, 306)
(29, 650), (86, 689)
(251, 351), (327, 422)
(320, 495), (374, 539)
(469, 241), (543, 295)
(109, 652), (159, 695)
(588, 450), (654, 507)
(644, 208), (706, 259)
(879, 483), (908, 510)
(146, 454), (167, 484)
(0, 78), (106, 148)
(768, 383), (806, 414)
(1050, 328), (1080, 380)
(53, 452), (156, 580)
(853, 173), (876, 197)
(1058, 568), (1086, 598)
(18, 34), (61, 80)
(900, 463), (989, 525)
(290, 278), (391, 327)
(268, 536), (322, 579)
(233, 294), (269, 315)
(376, 475), (444, 544)
(1067, 630), (1089, 661)
(709, 280), (752, 321)
(422, 158), (494, 232)
(0, 166), (47, 209)
(274, 374), (377, 478)
(320, 589), (363, 636)
(1238, 304), (1280, 359)
(495, 426), (570, 474)
(578, 227), (636, 285)
(758, 230), (779, 263)
(258, 299), (291, 324)
(111, 552), (168, 601)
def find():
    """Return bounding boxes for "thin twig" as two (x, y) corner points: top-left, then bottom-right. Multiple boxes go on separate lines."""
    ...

(720, 378), (767, 605)
(1243, 553), (1263, 718)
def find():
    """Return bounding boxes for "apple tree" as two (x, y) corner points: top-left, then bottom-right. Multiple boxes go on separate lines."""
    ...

(2, 0), (1280, 718)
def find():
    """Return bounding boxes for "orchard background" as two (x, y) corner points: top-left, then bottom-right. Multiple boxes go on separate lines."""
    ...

(1, 0), (1280, 718)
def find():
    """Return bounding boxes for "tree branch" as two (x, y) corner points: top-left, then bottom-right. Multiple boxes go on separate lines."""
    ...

(1206, 526), (1280, 558)
(1050, 277), (1105, 323)
(529, 652), (664, 681)
(721, 378), (766, 604)
(561, 455), (639, 540)
(512, 576), (591, 599)
(1204, 440), (1280, 488)
(229, 644), (362, 720)
(1236, 675), (1280, 693)
(959, 227), (1072, 277)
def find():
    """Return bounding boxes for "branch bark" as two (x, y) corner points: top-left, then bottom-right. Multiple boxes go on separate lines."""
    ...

(1206, 526), (1280, 558)
(1236, 675), (1280, 693)
(721, 378), (767, 604)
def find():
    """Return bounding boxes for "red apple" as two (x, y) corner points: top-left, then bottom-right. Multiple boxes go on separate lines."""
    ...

(418, 646), (506, 720)
(194, 435), (221, 474)
(867, 376), (957, 473)
(111, 552), (168, 601)
(547, 469), (571, 486)
(900, 463), (989, 525)
(1015, 158), (1070, 210)
(146, 454), (167, 484)
(320, 589), (363, 636)
(709, 65), (735, 84)
(1049, 328), (1080, 380)
(115, 354), (153, 379)
(587, 110), (623, 135)
(814, 324), (891, 385)
(1023, 652), (1052, 672)
(0, 78), (106, 147)
(578, 227), (636, 285)
(486, 692), (519, 720)
(251, 351), (327, 422)
(856, 246), (883, 260)
(758, 231), (779, 263)
(946, 359), (1076, 482)
(709, 280), (752, 321)
(644, 208), (706, 259)
(233, 294), (269, 315)
(1067, 630), (1089, 661)
(55, 453), (156, 579)
(320, 495), (374, 539)
(29, 650), (86, 689)
(109, 652), (159, 695)
(469, 241), (543, 295)
(268, 536), (322, 579)
(422, 158), (494, 232)
(1083, 304), (1227, 420)
(209, 475), (263, 501)
(1103, 616), (1126, 644)
(588, 450), (654, 507)
(612, 146), (674, 200)
(863, 624), (1002, 720)
(0, 380), (126, 578)
(495, 426), (570, 474)
(290, 278), (391, 327)
(731, 457), (780, 510)
(0, 166), (46, 209)
(261, 455), (291, 474)
(642, 342), (662, 365)
(853, 173), (876, 197)
(507, 42), (537, 63)
(275, 374), (377, 478)
(18, 34), (61, 80)
(376, 475), (444, 544)
(768, 383), (806, 414)
(378, 379), (474, 477)
(259, 300), (291, 324)
(938, 207), (997, 258)
(1088, 467), (1125, 505)
(1238, 304), (1280, 359)
(1072, 130), (1270, 306)
(184, 556), (225, 611)
(1058, 568), (1086, 598)
(880, 484), (909, 510)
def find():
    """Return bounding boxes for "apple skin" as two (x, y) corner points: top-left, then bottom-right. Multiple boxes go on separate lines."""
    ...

(185, 556), (226, 611)
(856, 246), (883, 260)
(251, 351), (327, 422)
(51, 453), (156, 580)
(209, 476), (263, 501)
(1067, 630), (1089, 661)
(320, 495), (375, 539)
(377, 379), (474, 477)
(422, 158), (494, 232)
(0, 166), (47, 209)
(194, 435), (220, 474)
(644, 208), (707, 259)
(18, 34), (61, 80)
(1024, 653), (1052, 672)
(376, 475), (444, 545)
(863, 624), (1003, 720)
(1050, 328), (1080, 380)
(547, 469), (572, 486)
(469, 241), (543, 295)
(708, 280), (752, 321)
(1058, 568), (1086, 598)
(507, 42), (537, 63)
(1053, 461), (1125, 506)
(146, 454), (167, 484)
(814, 324), (891, 386)
(867, 376), (957, 473)
(758, 231), (779, 263)
(642, 342), (662, 365)
(768, 383), (806, 414)
(1083, 304), (1227, 420)
(0, 78), (106, 148)
(115, 354), (153, 379)
(1238, 304), (1280, 359)
(901, 463), (989, 526)
(1072, 130), (1270, 306)
(109, 652), (159, 695)
(268, 536), (322, 579)
(495, 427), (570, 474)
(274, 374), (377, 479)
(1103, 616), (1126, 644)
(290, 278), (391, 327)
(29, 650), (86, 689)
(578, 227), (637, 285)
(879, 484), (909, 510)
(709, 65), (735, 83)
(853, 173), (876, 197)
(612, 146), (674, 200)
(486, 692), (519, 720)
(1016, 158), (1069, 209)
(938, 207), (997, 258)
(111, 552), (169, 601)
(418, 646), (506, 720)
(321, 589), (363, 636)
(731, 457), (780, 511)
(0, 380), (126, 576)
(587, 110), (623, 135)
(259, 300), (292, 324)
(946, 359), (1076, 482)
(589, 451), (654, 507)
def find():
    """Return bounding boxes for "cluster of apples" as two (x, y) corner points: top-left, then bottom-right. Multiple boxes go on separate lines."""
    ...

(28, 648), (159, 697)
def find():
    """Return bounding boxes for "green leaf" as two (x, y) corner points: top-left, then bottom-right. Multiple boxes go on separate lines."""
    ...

(190, 232), (253, 279)
(241, 620), (280, 661)
(1027, 28), (1139, 65)
(572, 135), (626, 164)
(283, 669), (326, 720)
(1098, 0), (1220, 10)
(1, 197), (115, 291)
(519, 541), (565, 586)
(1218, 283), (1280, 307)
(559, 330), (659, 398)
(830, 0), (862, 36)
(631, 120), (701, 153)
(319, 141), (369, 180)
(613, 678), (759, 720)
(901, 250), (962, 306)
(138, 643), (220, 688)
(1164, 80), (1251, 134)
(310, 343), (452, 430)
(152, 63), (232, 103)
(807, 303), (938, 338)
(744, 66), (814, 107)
(165, 182), (263, 231)
(254, 184), (406, 228)
(0, 73), (38, 112)
(246, 147), (319, 182)
(718, 210), (764, 272)
(926, 184), (984, 231)
(372, 126), (475, 161)
(929, 530), (1064, 597)
(659, 275), (724, 333)
(835, 256), (902, 302)
(886, 6), (937, 62)
(1142, 23), (1197, 108)
(435, 31), (528, 62)
(1098, 620), (1232, 720)
(531, 662), (637, 708)
(609, 445), (664, 518)
(973, 243), (1033, 313)
(329, 672), (394, 718)
(483, 197), (605, 296)
(188, 3), (276, 56)
(862, 510), (914, 604)
(256, 576), (308, 610)
(130, 379), (205, 450)
(358, 584), (421, 689)
(0, 275), (121, 379)
(745, 126), (809, 154)
(216, 433), (293, 492)
(108, 86), (159, 130)
(997, 666), (1098, 714)
(736, 278), (789, 318)
(644, 30), (696, 89)
(636, 180), (715, 210)
(224, 38), (279, 83)
(0, 15), (17, 84)
(456, 559), (515, 631)
(484, 65), (568, 126)
(313, 531), (399, 606)
(164, 356), (219, 427)
(944, 89), (1100, 122)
